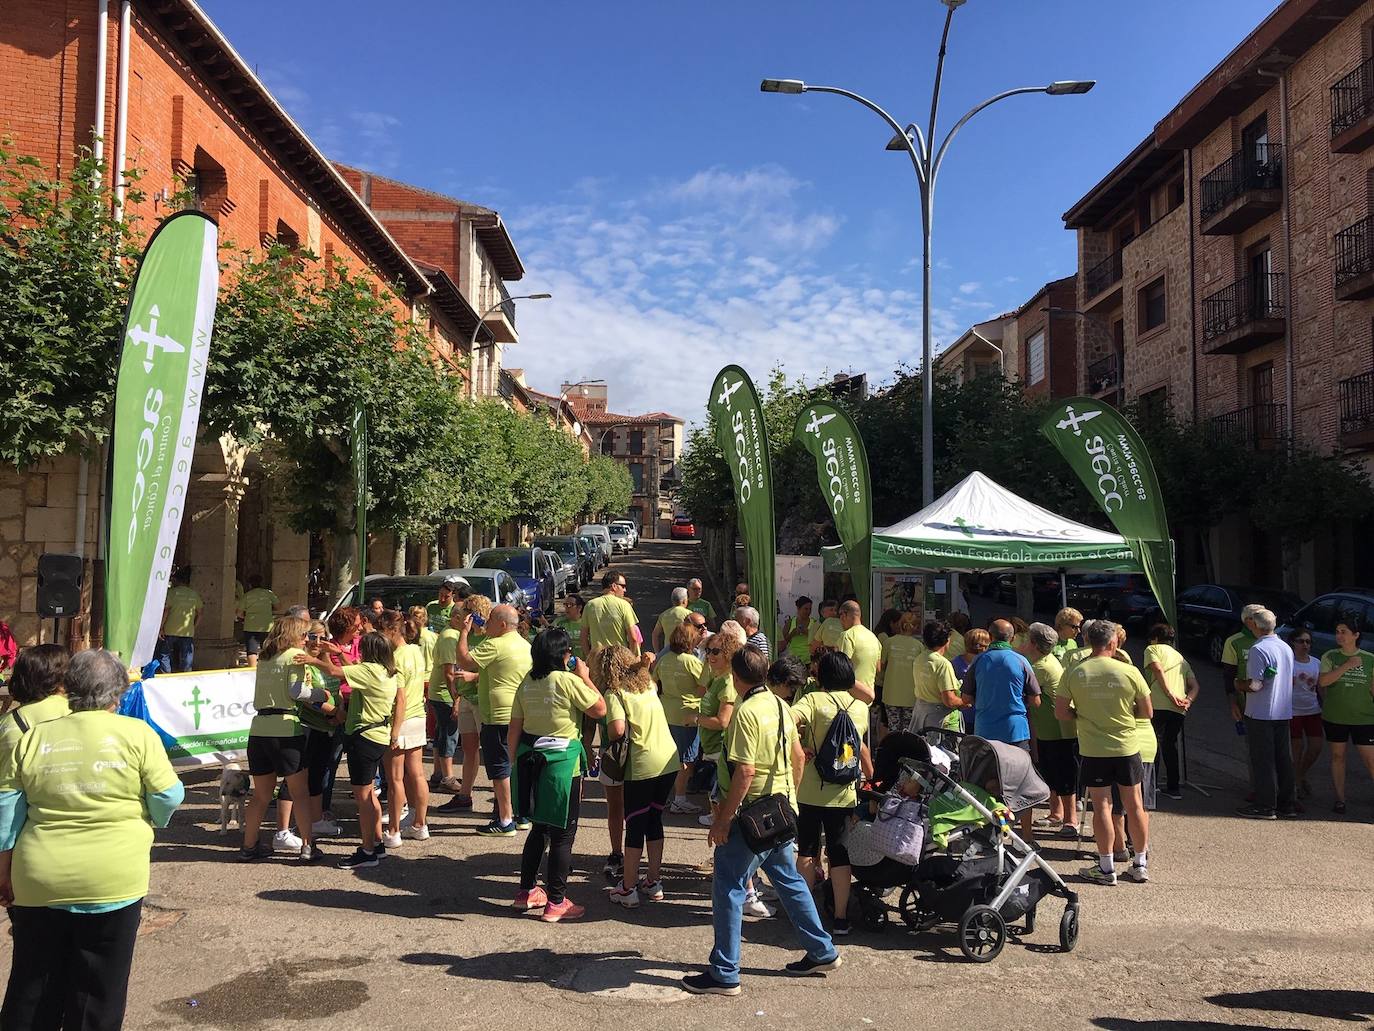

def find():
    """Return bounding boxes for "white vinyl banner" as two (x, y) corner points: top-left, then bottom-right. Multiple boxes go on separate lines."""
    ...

(140, 668), (257, 768)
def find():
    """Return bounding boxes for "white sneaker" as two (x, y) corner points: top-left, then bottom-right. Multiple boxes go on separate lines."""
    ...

(311, 819), (341, 837)
(381, 830), (403, 850)
(608, 885), (640, 909)
(381, 805), (410, 827)
(272, 828), (302, 852)
(698, 814), (714, 828)
(402, 823), (430, 841)
(757, 881), (779, 902)
(638, 879), (665, 901)
(743, 891), (775, 918)
(669, 798), (702, 815)
(1121, 862), (1150, 884)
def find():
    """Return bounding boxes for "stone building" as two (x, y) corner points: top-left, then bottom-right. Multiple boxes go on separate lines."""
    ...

(939, 277), (1078, 400)
(561, 383), (683, 538)
(1063, 0), (1374, 594)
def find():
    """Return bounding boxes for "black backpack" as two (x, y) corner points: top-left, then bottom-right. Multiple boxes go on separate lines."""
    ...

(813, 696), (862, 785)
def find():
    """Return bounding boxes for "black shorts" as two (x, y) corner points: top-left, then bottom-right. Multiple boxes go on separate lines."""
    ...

(303, 726), (341, 797)
(346, 734), (388, 787)
(480, 723), (511, 780)
(1113, 761), (1157, 811)
(1036, 738), (1080, 796)
(242, 630), (267, 656)
(246, 735), (304, 777)
(796, 803), (851, 867)
(1080, 752), (1143, 788)
(1322, 720), (1374, 746)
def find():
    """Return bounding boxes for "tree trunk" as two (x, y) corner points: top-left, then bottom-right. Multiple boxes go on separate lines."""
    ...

(1280, 534), (1302, 595)
(1197, 528), (1217, 584)
(330, 529), (358, 605)
(1015, 572), (1034, 622)
(392, 534), (407, 575)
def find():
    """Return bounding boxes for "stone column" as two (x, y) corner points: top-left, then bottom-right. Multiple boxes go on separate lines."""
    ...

(271, 520), (311, 613)
(184, 443), (246, 670)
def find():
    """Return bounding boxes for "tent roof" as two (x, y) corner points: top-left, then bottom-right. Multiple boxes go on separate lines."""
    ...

(830, 471), (1144, 573)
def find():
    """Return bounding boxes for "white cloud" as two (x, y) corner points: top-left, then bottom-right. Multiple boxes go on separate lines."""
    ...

(958, 281), (981, 294)
(506, 165), (983, 423)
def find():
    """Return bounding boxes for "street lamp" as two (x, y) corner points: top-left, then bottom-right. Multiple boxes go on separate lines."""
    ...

(761, 5), (1093, 505)
(467, 292), (552, 398)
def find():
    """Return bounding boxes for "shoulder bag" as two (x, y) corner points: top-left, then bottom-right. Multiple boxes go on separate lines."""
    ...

(600, 691), (633, 781)
(735, 692), (798, 854)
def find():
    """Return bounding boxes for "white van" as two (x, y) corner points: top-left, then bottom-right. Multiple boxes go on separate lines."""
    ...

(577, 524), (614, 564)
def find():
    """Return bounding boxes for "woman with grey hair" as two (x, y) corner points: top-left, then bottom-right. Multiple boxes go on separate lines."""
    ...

(0, 649), (184, 1029)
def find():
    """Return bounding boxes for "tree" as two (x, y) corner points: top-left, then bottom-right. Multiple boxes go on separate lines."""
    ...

(0, 144), (145, 466)
(581, 454), (632, 522)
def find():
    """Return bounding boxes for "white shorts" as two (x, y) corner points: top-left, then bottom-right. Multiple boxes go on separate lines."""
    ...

(393, 715), (428, 751)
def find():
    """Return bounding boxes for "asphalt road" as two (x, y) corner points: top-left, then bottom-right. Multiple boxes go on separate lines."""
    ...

(8, 541), (1373, 1030)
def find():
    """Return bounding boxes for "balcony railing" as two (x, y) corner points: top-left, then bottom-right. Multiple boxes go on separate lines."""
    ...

(1199, 143), (1283, 223)
(1340, 370), (1374, 448)
(497, 368), (516, 401)
(1332, 57), (1374, 139)
(1087, 352), (1120, 394)
(1209, 403), (1287, 450)
(1336, 215), (1374, 288)
(1084, 249), (1123, 299)
(1201, 273), (1285, 341)
(498, 282), (515, 328)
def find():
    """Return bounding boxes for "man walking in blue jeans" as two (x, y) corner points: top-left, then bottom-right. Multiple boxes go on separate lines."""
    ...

(681, 646), (841, 996)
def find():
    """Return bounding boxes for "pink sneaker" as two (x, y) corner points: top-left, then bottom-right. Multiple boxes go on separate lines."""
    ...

(541, 897), (585, 923)
(513, 887), (548, 910)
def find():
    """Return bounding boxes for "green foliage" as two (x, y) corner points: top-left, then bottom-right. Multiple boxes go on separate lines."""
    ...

(0, 144), (145, 466)
(581, 454), (632, 521)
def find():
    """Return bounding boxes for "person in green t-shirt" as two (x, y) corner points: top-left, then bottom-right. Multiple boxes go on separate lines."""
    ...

(790, 651), (873, 935)
(809, 599), (844, 652)
(1317, 614), (1374, 813)
(1222, 606), (1262, 721)
(0, 645), (71, 792)
(554, 594), (587, 660)
(159, 566), (202, 673)
(880, 612), (924, 733)
(0, 649), (183, 1028)
(380, 610), (432, 846)
(508, 626), (606, 921)
(1021, 623), (1077, 837)
(836, 601), (882, 694)
(1057, 621), (1153, 886)
(582, 571), (642, 656)
(240, 575), (279, 668)
(1143, 624), (1199, 800)
(605, 656), (680, 909)
(654, 622), (707, 814)
(459, 605), (533, 836)
(781, 596), (815, 664)
(338, 633), (400, 868)
(686, 578), (717, 628)
(426, 580), (458, 635)
(652, 588), (693, 653)
(911, 620), (969, 733)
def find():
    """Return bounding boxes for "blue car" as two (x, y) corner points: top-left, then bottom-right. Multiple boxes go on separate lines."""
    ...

(472, 547), (557, 615)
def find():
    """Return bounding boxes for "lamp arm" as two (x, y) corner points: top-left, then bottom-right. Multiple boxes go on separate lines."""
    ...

(931, 86), (1048, 187)
(805, 85), (927, 188)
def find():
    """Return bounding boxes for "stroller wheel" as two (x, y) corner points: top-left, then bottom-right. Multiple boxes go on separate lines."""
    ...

(957, 904), (1006, 963)
(898, 887), (939, 932)
(1058, 904), (1080, 953)
(859, 897), (889, 933)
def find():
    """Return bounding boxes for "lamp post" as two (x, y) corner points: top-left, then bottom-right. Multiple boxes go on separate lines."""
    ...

(762, 3), (1093, 505)
(467, 292), (552, 399)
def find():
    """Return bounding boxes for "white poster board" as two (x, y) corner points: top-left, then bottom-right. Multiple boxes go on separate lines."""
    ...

(135, 668), (258, 769)
(776, 555), (824, 636)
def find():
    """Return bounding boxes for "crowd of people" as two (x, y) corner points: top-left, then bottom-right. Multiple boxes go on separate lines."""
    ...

(3, 567), (1374, 1011)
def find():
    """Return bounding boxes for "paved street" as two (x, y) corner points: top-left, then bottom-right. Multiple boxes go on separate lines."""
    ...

(13, 540), (1371, 1031)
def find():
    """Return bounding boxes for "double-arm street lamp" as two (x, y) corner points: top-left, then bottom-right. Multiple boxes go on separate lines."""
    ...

(762, 0), (1093, 506)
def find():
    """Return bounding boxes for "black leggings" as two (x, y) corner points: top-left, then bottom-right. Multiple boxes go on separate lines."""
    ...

(1151, 710), (1186, 793)
(3, 900), (143, 1031)
(623, 771), (677, 849)
(516, 741), (582, 904)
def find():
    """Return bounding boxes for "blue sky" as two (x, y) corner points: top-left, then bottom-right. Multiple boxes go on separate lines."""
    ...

(203, 0), (1276, 422)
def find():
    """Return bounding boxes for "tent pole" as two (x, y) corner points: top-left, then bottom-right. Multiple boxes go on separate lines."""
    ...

(1059, 568), (1067, 610)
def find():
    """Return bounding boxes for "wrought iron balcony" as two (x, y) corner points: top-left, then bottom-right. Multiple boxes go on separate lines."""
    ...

(1335, 215), (1374, 301)
(1209, 403), (1287, 451)
(1201, 272), (1286, 354)
(1340, 370), (1374, 450)
(1331, 57), (1374, 153)
(483, 283), (518, 343)
(1084, 249), (1124, 304)
(1199, 143), (1283, 235)
(1087, 352), (1120, 396)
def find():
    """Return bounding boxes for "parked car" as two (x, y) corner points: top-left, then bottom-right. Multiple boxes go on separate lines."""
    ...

(1279, 589), (1374, 656)
(472, 547), (558, 615)
(577, 533), (606, 572)
(670, 515), (696, 540)
(607, 524), (634, 553)
(1065, 574), (1161, 627)
(534, 536), (592, 592)
(1177, 584), (1306, 662)
(328, 570), (522, 622)
(577, 524), (614, 564)
(610, 520), (639, 548)
(991, 572), (1064, 610)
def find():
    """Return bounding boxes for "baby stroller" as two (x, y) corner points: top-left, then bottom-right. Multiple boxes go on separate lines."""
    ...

(847, 731), (1081, 963)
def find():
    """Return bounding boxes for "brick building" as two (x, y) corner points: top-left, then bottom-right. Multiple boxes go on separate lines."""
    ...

(939, 277), (1078, 400)
(0, 0), (535, 656)
(561, 383), (683, 538)
(1063, 0), (1374, 594)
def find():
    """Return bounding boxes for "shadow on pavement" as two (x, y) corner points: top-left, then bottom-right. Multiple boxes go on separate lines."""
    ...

(1091, 1021), (1303, 1031)
(1207, 989), (1374, 1023)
